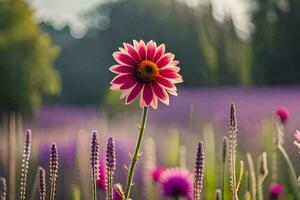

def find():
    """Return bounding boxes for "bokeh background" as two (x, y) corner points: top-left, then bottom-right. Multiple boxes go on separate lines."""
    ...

(0, 0), (300, 199)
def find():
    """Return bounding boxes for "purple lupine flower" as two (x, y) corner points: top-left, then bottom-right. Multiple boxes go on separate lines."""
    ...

(269, 183), (283, 199)
(159, 168), (193, 200)
(194, 141), (204, 200)
(49, 143), (58, 200)
(20, 129), (32, 200)
(91, 131), (100, 180)
(275, 106), (289, 123)
(106, 137), (116, 200)
(38, 167), (46, 200)
(106, 137), (116, 170)
(112, 184), (125, 200)
(0, 177), (7, 200)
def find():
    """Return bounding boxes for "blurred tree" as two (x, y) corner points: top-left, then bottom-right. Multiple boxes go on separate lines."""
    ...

(0, 0), (61, 114)
(42, 0), (252, 106)
(252, 0), (300, 85)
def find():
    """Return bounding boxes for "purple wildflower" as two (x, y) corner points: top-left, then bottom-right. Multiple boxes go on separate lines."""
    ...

(194, 141), (204, 200)
(0, 177), (7, 200)
(38, 167), (46, 200)
(20, 129), (32, 200)
(159, 168), (193, 200)
(91, 131), (100, 180)
(49, 143), (58, 200)
(106, 137), (116, 200)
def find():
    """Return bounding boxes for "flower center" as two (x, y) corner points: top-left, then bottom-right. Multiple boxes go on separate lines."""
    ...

(136, 60), (159, 83)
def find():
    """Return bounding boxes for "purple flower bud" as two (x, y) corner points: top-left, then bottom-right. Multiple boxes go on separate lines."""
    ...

(49, 143), (58, 199)
(269, 183), (283, 199)
(275, 106), (289, 123)
(194, 142), (204, 200)
(90, 131), (100, 180)
(20, 129), (32, 200)
(0, 177), (7, 200)
(106, 137), (116, 171)
(38, 167), (46, 200)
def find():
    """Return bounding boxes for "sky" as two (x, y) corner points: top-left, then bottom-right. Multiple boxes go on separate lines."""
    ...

(28, 0), (253, 39)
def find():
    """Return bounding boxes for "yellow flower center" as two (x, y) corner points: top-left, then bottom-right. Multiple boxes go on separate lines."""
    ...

(136, 60), (159, 83)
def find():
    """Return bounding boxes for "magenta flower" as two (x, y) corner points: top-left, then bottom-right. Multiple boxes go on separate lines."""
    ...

(159, 168), (193, 200)
(269, 183), (283, 199)
(151, 166), (165, 182)
(96, 158), (106, 190)
(275, 106), (289, 123)
(110, 40), (183, 109)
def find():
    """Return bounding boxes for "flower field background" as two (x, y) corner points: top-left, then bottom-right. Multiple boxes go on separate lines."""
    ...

(1, 0), (300, 199)
(1, 87), (300, 199)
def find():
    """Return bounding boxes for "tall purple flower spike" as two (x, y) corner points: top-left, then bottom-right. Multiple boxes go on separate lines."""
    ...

(49, 143), (58, 200)
(20, 129), (32, 200)
(106, 137), (116, 200)
(194, 141), (204, 200)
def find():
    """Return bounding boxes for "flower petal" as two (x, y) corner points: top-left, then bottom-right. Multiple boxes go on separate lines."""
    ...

(156, 76), (175, 89)
(150, 95), (158, 109)
(111, 74), (135, 85)
(152, 82), (169, 105)
(110, 65), (135, 74)
(159, 68), (179, 79)
(120, 78), (137, 90)
(113, 51), (136, 66)
(146, 41), (157, 60)
(124, 43), (141, 62)
(138, 40), (147, 61)
(142, 84), (154, 106)
(157, 53), (174, 68)
(126, 83), (143, 104)
(153, 44), (165, 62)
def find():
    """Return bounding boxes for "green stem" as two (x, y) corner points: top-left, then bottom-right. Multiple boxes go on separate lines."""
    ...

(278, 144), (300, 199)
(124, 107), (148, 200)
(92, 173), (96, 200)
(107, 170), (113, 200)
(50, 180), (56, 200)
(222, 163), (225, 200)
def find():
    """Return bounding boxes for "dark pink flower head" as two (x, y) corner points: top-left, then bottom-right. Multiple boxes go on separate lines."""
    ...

(96, 157), (106, 190)
(151, 166), (165, 182)
(275, 106), (289, 123)
(269, 183), (283, 198)
(159, 168), (193, 200)
(294, 130), (300, 142)
(110, 40), (183, 109)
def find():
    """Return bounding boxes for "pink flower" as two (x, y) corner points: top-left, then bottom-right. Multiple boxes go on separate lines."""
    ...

(151, 166), (165, 182)
(96, 157), (106, 190)
(159, 168), (193, 200)
(269, 183), (283, 199)
(275, 106), (289, 123)
(110, 40), (183, 109)
(295, 130), (300, 142)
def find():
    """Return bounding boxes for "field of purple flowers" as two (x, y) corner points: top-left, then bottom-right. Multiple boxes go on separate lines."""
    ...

(1, 87), (300, 200)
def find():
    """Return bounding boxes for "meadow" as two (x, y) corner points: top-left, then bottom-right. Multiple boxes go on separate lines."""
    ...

(1, 87), (300, 200)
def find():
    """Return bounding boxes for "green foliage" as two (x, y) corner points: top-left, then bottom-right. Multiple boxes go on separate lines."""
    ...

(0, 0), (61, 114)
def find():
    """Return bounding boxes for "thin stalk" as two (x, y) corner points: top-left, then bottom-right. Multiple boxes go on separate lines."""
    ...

(278, 144), (300, 199)
(107, 169), (112, 200)
(92, 173), (96, 200)
(124, 107), (148, 200)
